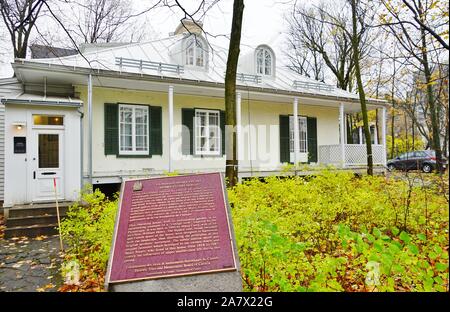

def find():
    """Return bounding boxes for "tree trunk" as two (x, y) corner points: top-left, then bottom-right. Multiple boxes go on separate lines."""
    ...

(404, 113), (409, 152)
(420, 23), (443, 170)
(415, 0), (443, 170)
(350, 0), (373, 175)
(224, 0), (244, 187)
(391, 107), (395, 158)
(346, 115), (353, 144)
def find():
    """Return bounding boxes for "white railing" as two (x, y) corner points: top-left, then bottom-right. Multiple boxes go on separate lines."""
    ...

(318, 144), (386, 167)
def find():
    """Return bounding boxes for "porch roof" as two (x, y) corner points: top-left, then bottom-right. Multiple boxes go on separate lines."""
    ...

(0, 92), (83, 107)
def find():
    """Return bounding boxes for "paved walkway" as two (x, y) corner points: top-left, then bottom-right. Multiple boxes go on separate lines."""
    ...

(0, 216), (63, 292)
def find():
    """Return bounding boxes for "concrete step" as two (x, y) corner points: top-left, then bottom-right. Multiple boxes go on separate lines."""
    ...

(4, 223), (59, 239)
(8, 202), (72, 218)
(6, 215), (64, 228)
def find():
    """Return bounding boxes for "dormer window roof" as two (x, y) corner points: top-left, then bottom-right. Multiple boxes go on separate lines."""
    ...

(185, 35), (206, 68)
(256, 45), (274, 76)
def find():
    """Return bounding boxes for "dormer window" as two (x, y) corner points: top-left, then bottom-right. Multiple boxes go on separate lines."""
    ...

(186, 36), (205, 68)
(256, 46), (274, 76)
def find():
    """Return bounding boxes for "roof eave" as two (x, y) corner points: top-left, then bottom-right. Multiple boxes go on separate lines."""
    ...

(12, 60), (389, 107)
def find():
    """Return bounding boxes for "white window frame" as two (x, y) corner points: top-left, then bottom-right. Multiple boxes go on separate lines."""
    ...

(289, 116), (308, 153)
(118, 104), (149, 155)
(194, 109), (221, 156)
(256, 47), (273, 76)
(185, 36), (205, 68)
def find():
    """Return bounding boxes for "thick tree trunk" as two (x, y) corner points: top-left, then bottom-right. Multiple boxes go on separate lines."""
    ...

(224, 0), (244, 187)
(418, 1), (442, 170)
(350, 0), (373, 175)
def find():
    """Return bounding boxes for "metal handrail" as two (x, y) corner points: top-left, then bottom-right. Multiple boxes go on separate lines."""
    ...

(293, 80), (334, 92)
(115, 57), (184, 74)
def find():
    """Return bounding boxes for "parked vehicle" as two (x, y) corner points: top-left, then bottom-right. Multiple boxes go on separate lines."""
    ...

(387, 150), (448, 173)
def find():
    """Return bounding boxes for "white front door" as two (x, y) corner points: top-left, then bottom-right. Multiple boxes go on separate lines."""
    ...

(31, 129), (65, 202)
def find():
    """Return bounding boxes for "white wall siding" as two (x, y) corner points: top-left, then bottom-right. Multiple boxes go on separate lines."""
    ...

(0, 78), (23, 201)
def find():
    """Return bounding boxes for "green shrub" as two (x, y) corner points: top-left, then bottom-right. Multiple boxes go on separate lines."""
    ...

(60, 185), (118, 290)
(229, 170), (449, 291)
(60, 170), (448, 292)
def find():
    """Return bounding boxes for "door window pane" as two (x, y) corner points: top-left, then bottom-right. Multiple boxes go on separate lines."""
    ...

(39, 134), (59, 168)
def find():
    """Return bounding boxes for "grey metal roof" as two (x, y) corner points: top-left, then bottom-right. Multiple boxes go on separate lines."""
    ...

(18, 35), (384, 105)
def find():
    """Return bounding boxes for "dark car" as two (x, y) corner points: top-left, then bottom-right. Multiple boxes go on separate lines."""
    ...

(387, 150), (448, 173)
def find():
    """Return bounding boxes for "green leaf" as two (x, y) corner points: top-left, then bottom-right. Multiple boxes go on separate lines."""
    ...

(374, 241), (384, 252)
(434, 245), (443, 254)
(435, 262), (448, 272)
(391, 227), (399, 236)
(417, 233), (427, 242)
(399, 231), (411, 244)
(429, 252), (438, 260)
(434, 276), (443, 285)
(373, 228), (381, 238)
(408, 244), (419, 255)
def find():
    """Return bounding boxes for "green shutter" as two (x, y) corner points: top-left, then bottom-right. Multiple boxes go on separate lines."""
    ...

(182, 108), (194, 155)
(149, 106), (162, 155)
(104, 103), (118, 155)
(307, 117), (318, 163)
(279, 115), (290, 163)
(220, 110), (225, 156)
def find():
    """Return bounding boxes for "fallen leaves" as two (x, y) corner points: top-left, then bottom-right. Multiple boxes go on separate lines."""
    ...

(36, 283), (55, 292)
(0, 214), (4, 240)
(34, 235), (48, 241)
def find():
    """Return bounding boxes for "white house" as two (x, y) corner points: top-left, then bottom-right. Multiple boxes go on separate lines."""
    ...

(0, 20), (388, 208)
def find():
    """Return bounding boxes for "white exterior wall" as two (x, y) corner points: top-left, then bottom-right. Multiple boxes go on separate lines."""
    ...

(3, 104), (81, 207)
(76, 86), (340, 183)
(0, 78), (23, 201)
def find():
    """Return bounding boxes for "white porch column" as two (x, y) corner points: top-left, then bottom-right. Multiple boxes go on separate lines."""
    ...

(374, 122), (379, 145)
(340, 103), (346, 168)
(293, 97), (299, 167)
(168, 85), (174, 172)
(381, 106), (387, 167)
(236, 92), (242, 164)
(87, 74), (93, 183)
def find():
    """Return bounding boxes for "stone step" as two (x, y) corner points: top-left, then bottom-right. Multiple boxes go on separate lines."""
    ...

(4, 223), (59, 239)
(8, 203), (71, 218)
(6, 215), (65, 228)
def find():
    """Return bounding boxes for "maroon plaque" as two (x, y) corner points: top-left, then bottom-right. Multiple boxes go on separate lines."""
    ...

(106, 172), (237, 284)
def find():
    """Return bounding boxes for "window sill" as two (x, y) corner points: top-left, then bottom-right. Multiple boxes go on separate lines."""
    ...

(116, 154), (152, 158)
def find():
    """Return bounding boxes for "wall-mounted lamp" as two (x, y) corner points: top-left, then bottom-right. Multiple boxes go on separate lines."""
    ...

(12, 122), (26, 130)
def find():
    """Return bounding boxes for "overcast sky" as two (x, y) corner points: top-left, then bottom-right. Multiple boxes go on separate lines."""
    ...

(0, 0), (294, 78)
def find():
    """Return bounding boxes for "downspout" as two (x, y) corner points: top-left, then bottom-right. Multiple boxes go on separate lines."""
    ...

(77, 107), (84, 190)
(87, 74), (93, 185)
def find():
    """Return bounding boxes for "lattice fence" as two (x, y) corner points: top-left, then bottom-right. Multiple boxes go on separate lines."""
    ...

(318, 145), (342, 165)
(319, 144), (385, 167)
